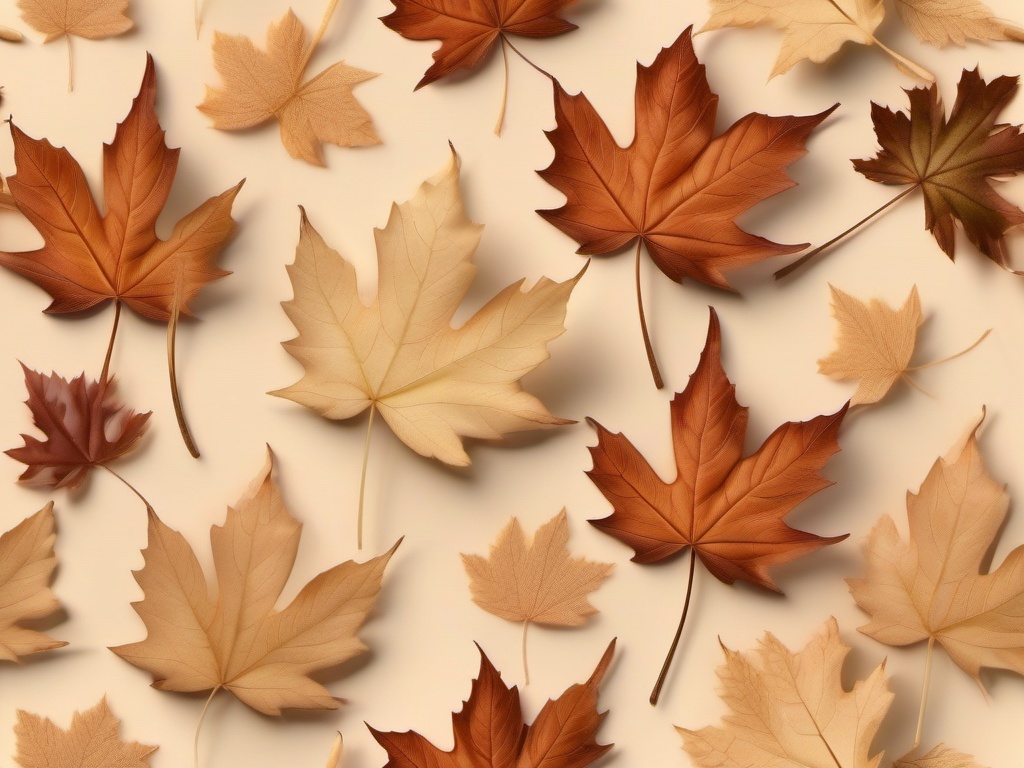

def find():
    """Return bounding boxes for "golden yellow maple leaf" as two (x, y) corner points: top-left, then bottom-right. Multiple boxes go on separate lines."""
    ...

(14, 697), (156, 768)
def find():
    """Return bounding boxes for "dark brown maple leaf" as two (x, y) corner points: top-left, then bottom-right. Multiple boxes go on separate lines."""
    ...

(7, 366), (150, 490)
(537, 27), (833, 385)
(586, 307), (848, 703)
(369, 639), (613, 768)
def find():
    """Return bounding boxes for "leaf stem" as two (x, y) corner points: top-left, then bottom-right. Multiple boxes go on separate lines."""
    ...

(169, 258), (201, 458)
(907, 328), (991, 371)
(502, 36), (555, 80)
(65, 34), (73, 92)
(774, 187), (916, 280)
(357, 403), (376, 550)
(299, 0), (342, 73)
(100, 464), (155, 514)
(913, 636), (936, 750)
(635, 240), (663, 389)
(194, 685), (221, 768)
(100, 300), (122, 385)
(495, 36), (510, 136)
(194, 0), (202, 37)
(650, 548), (696, 705)
(522, 620), (531, 685)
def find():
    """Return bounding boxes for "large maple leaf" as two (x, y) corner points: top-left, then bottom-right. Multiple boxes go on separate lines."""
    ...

(586, 307), (848, 702)
(537, 28), (833, 385)
(369, 640), (614, 768)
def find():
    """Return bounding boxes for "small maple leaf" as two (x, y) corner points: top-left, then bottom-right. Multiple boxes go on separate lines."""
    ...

(110, 450), (401, 716)
(199, 9), (380, 166)
(0, 502), (66, 662)
(461, 509), (613, 682)
(894, 746), (988, 768)
(537, 27), (833, 385)
(892, 0), (1024, 47)
(369, 639), (615, 768)
(587, 307), (848, 702)
(14, 697), (156, 767)
(849, 411), (1024, 684)
(6, 367), (150, 490)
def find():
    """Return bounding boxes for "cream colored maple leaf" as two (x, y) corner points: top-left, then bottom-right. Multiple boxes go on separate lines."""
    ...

(462, 509), (612, 682)
(199, 9), (379, 166)
(702, 0), (932, 79)
(679, 617), (893, 768)
(272, 150), (579, 467)
(849, 412), (1024, 682)
(893, 0), (1024, 46)
(0, 502), (66, 662)
(14, 697), (156, 768)
(894, 745), (987, 767)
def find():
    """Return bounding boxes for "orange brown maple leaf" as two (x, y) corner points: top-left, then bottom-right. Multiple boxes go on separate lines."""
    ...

(537, 27), (834, 385)
(369, 639), (614, 768)
(587, 307), (848, 703)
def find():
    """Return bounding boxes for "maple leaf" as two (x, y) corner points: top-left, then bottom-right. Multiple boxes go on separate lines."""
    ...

(17, 0), (132, 90)
(14, 697), (156, 768)
(849, 411), (1024, 684)
(679, 617), (985, 768)
(6, 367), (150, 490)
(537, 27), (833, 386)
(461, 509), (613, 683)
(892, 0), (1024, 47)
(587, 307), (848, 702)
(110, 450), (401, 718)
(818, 285), (989, 406)
(369, 639), (614, 768)
(199, 6), (380, 166)
(0, 502), (66, 662)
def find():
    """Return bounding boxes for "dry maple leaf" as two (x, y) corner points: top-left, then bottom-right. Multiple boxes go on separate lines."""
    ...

(0, 173), (18, 212)
(537, 27), (833, 386)
(0, 502), (66, 662)
(6, 367), (150, 490)
(892, 0), (1024, 46)
(587, 307), (848, 703)
(369, 639), (614, 768)
(679, 618), (984, 768)
(818, 285), (989, 405)
(272, 149), (580, 546)
(199, 5), (380, 166)
(14, 697), (156, 768)
(110, 449), (401, 720)
(461, 509), (613, 683)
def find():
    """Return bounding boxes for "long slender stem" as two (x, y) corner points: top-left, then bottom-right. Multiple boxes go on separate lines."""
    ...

(357, 403), (376, 550)
(495, 36), (511, 136)
(522, 620), (531, 685)
(635, 240), (664, 389)
(502, 37), (555, 80)
(913, 636), (936, 750)
(299, 0), (342, 73)
(900, 372), (934, 398)
(100, 464), (155, 514)
(65, 35), (73, 92)
(774, 187), (916, 280)
(907, 329), (991, 371)
(194, 0), (202, 38)
(168, 261), (201, 458)
(100, 300), (122, 385)
(650, 548), (697, 705)
(874, 38), (933, 81)
(194, 686), (221, 768)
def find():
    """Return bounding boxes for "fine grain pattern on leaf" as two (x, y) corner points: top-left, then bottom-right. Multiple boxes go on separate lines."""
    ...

(7, 367), (150, 490)
(894, 745), (988, 768)
(110, 450), (400, 715)
(893, 0), (1024, 46)
(199, 7), (380, 166)
(15, 697), (156, 768)
(849, 411), (1024, 683)
(0, 503), (66, 662)
(369, 640), (615, 768)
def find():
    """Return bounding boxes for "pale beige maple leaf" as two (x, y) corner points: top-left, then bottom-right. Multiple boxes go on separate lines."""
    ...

(893, 0), (1024, 46)
(0, 173), (18, 212)
(894, 745), (988, 768)
(849, 411), (1024, 683)
(14, 697), (156, 768)
(702, 0), (932, 79)
(199, 8), (380, 166)
(679, 617), (893, 768)
(461, 509), (612, 682)
(0, 502), (66, 662)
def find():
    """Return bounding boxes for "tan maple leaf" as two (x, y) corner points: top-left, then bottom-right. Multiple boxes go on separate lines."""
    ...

(14, 697), (156, 767)
(893, 0), (1024, 46)
(461, 509), (613, 683)
(16, 0), (132, 90)
(110, 449), (401, 722)
(849, 411), (1024, 685)
(0, 173), (18, 212)
(0, 502), (66, 662)
(199, 6), (380, 166)
(894, 745), (988, 768)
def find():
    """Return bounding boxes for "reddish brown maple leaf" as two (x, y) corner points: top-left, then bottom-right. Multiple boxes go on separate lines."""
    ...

(369, 639), (614, 768)
(381, 0), (576, 88)
(587, 307), (848, 703)
(7, 366), (150, 490)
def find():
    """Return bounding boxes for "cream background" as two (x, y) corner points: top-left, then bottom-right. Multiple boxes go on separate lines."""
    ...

(0, 0), (1023, 765)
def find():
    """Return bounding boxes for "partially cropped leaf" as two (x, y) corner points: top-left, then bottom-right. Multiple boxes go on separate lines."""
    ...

(893, 0), (1024, 46)
(894, 745), (988, 768)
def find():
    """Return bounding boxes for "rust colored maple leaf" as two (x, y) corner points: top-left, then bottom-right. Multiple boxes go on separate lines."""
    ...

(587, 307), (848, 703)
(369, 639), (614, 768)
(538, 27), (833, 386)
(7, 366), (150, 491)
